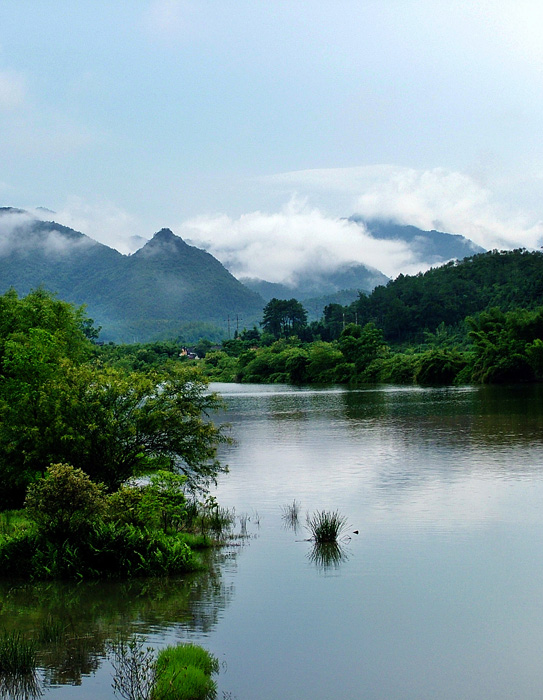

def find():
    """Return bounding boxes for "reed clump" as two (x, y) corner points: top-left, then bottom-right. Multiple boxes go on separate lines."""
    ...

(0, 630), (37, 674)
(306, 510), (348, 543)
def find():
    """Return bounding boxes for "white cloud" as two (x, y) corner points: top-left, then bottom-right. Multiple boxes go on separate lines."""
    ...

(0, 208), (94, 257)
(51, 198), (149, 254)
(180, 197), (419, 281)
(0, 69), (25, 110)
(268, 165), (543, 251)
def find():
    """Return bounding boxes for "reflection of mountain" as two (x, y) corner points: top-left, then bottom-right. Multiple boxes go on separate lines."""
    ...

(0, 547), (238, 688)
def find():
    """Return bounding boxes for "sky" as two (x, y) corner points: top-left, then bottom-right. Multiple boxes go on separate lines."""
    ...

(2, 1), (543, 279)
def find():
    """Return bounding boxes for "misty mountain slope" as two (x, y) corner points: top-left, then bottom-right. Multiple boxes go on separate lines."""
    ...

(0, 209), (123, 304)
(0, 211), (264, 342)
(241, 262), (389, 303)
(118, 229), (264, 321)
(349, 216), (486, 263)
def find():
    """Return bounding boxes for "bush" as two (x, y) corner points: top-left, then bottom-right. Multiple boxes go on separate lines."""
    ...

(139, 471), (187, 533)
(106, 485), (147, 527)
(24, 463), (106, 538)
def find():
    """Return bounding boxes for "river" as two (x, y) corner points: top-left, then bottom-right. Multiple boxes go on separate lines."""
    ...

(2, 383), (543, 699)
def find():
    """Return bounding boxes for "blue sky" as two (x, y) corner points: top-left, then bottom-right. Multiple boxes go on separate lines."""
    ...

(2, 1), (543, 278)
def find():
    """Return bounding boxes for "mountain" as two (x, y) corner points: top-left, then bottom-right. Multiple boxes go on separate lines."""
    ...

(241, 263), (389, 304)
(348, 216), (486, 263)
(0, 209), (264, 342)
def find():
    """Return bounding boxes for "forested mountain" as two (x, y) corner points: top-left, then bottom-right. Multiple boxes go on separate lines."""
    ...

(342, 249), (543, 342)
(349, 216), (485, 263)
(0, 209), (264, 342)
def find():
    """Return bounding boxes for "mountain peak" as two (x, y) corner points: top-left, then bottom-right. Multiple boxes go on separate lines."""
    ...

(154, 228), (176, 239)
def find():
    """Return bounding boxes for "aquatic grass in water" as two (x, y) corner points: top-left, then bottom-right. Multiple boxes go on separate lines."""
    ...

(281, 500), (301, 530)
(0, 630), (37, 674)
(154, 643), (219, 700)
(306, 510), (348, 543)
(37, 615), (66, 645)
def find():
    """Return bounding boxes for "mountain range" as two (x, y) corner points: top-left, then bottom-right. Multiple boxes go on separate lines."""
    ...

(0, 209), (263, 342)
(0, 207), (486, 342)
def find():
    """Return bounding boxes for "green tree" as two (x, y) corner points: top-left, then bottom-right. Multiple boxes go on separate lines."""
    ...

(339, 322), (387, 373)
(261, 298), (308, 339)
(0, 289), (229, 507)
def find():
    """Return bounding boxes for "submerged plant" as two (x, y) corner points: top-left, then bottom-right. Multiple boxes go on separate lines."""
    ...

(305, 510), (348, 544)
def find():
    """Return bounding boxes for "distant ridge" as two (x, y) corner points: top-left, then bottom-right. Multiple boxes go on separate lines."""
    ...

(0, 211), (264, 342)
(348, 216), (486, 263)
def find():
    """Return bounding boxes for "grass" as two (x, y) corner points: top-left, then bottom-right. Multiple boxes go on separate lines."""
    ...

(0, 630), (37, 674)
(0, 510), (32, 538)
(36, 615), (67, 645)
(306, 510), (348, 543)
(281, 500), (300, 528)
(110, 638), (219, 700)
(154, 644), (219, 700)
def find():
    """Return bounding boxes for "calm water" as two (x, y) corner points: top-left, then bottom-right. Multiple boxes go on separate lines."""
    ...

(3, 383), (543, 700)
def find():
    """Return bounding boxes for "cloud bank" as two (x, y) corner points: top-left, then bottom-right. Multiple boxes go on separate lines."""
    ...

(52, 198), (149, 255)
(268, 165), (543, 251)
(180, 165), (543, 282)
(180, 198), (418, 281)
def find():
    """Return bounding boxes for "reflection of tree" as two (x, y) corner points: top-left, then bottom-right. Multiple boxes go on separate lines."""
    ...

(0, 547), (237, 688)
(307, 542), (349, 571)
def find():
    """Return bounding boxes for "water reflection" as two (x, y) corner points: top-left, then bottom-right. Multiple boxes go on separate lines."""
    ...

(281, 500), (302, 534)
(307, 542), (349, 571)
(0, 671), (43, 700)
(0, 547), (238, 690)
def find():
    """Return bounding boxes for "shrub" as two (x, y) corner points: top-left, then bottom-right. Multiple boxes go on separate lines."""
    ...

(110, 637), (158, 700)
(139, 471), (187, 533)
(106, 485), (147, 527)
(24, 463), (106, 538)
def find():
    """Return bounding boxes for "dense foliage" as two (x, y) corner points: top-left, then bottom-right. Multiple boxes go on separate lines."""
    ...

(345, 249), (543, 343)
(0, 289), (228, 509)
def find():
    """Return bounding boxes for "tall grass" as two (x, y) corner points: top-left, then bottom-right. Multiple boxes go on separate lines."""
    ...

(306, 510), (348, 543)
(0, 522), (200, 580)
(0, 630), (37, 674)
